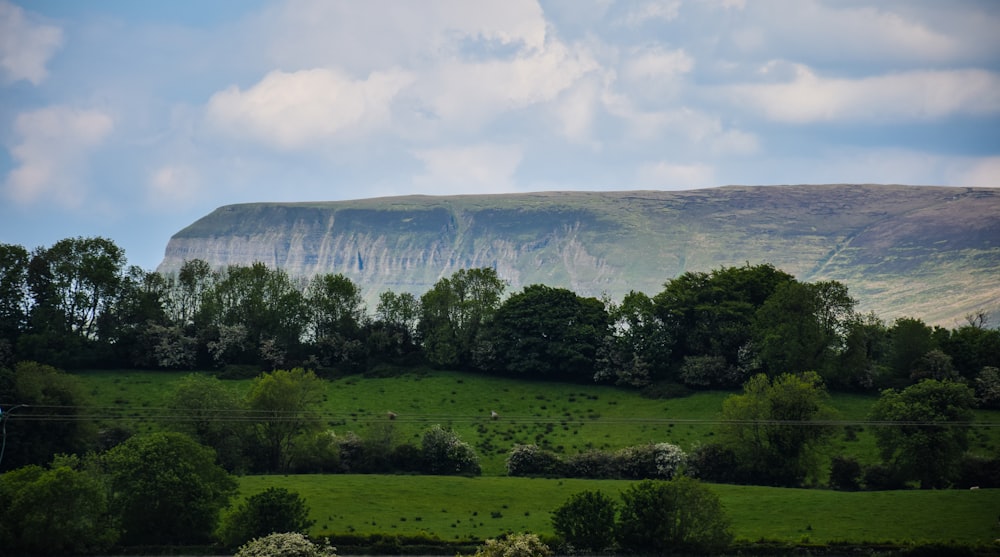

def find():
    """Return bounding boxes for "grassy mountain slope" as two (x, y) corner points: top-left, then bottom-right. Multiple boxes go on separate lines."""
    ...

(158, 185), (1000, 325)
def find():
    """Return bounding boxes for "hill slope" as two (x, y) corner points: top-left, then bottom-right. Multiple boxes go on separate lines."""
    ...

(157, 184), (1000, 325)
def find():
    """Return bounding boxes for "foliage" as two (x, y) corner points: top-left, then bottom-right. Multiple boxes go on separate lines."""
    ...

(421, 424), (481, 475)
(973, 366), (1000, 409)
(0, 463), (117, 555)
(506, 444), (563, 477)
(551, 490), (617, 552)
(616, 477), (732, 555)
(0, 361), (97, 471)
(685, 442), (744, 484)
(469, 532), (552, 557)
(102, 431), (238, 545)
(615, 442), (687, 480)
(235, 532), (337, 557)
(483, 284), (608, 380)
(419, 268), (506, 368)
(596, 290), (668, 387)
(868, 379), (977, 489)
(245, 368), (327, 472)
(828, 455), (862, 491)
(219, 487), (315, 548)
(719, 372), (838, 486)
(166, 372), (248, 471)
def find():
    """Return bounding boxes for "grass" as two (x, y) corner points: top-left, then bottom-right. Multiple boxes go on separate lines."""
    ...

(235, 474), (1000, 546)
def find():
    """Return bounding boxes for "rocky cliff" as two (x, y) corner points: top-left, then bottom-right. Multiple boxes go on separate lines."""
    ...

(158, 185), (1000, 325)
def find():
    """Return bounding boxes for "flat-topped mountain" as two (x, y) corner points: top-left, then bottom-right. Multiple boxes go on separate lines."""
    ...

(158, 185), (1000, 326)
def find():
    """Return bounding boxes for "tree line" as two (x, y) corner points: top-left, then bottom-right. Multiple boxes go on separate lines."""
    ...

(2, 237), (998, 399)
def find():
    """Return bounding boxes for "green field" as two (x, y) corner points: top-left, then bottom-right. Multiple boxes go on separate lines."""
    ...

(235, 474), (1000, 546)
(75, 368), (1000, 548)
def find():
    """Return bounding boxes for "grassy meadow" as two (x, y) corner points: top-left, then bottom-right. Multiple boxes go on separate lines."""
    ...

(76, 368), (1000, 547)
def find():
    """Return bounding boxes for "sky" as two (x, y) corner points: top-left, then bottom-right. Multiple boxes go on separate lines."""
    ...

(1, 0), (999, 270)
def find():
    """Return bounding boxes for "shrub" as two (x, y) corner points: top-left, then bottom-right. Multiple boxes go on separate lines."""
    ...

(421, 425), (481, 475)
(616, 477), (732, 555)
(679, 355), (735, 388)
(956, 454), (1000, 488)
(218, 487), (315, 548)
(828, 455), (862, 491)
(686, 443), (744, 484)
(235, 532), (337, 557)
(506, 444), (563, 477)
(862, 463), (907, 491)
(469, 532), (552, 557)
(551, 490), (617, 552)
(563, 449), (618, 479)
(615, 443), (687, 480)
(974, 366), (1000, 409)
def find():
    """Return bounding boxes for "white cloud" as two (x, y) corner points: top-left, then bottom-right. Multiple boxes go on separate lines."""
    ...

(147, 164), (201, 208)
(617, 0), (681, 26)
(950, 157), (1000, 188)
(727, 64), (1000, 123)
(0, 0), (62, 85)
(205, 68), (414, 149)
(4, 106), (113, 207)
(412, 144), (523, 194)
(622, 45), (693, 82)
(636, 161), (715, 189)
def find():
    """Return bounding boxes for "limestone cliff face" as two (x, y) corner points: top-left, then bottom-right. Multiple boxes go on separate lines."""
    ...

(157, 186), (1000, 325)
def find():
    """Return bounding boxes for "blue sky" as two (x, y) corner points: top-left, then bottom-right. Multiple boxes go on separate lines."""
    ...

(2, 0), (998, 270)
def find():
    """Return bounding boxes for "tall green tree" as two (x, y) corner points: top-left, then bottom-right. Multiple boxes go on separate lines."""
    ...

(0, 243), (30, 345)
(868, 379), (976, 489)
(0, 463), (117, 555)
(419, 267), (506, 368)
(305, 273), (366, 368)
(244, 368), (326, 472)
(597, 291), (669, 387)
(102, 431), (237, 545)
(166, 373), (249, 471)
(483, 284), (608, 380)
(720, 372), (837, 486)
(0, 361), (97, 470)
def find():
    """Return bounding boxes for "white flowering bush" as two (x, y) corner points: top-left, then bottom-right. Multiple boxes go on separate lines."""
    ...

(421, 425), (481, 475)
(470, 532), (552, 557)
(235, 532), (336, 557)
(652, 442), (687, 479)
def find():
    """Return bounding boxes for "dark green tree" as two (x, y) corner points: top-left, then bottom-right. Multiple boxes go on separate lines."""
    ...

(217, 487), (314, 548)
(0, 243), (30, 344)
(483, 284), (608, 380)
(868, 379), (976, 489)
(616, 477), (732, 555)
(305, 273), (366, 368)
(102, 431), (238, 545)
(653, 264), (794, 383)
(166, 373), (249, 471)
(719, 372), (838, 486)
(419, 267), (506, 368)
(551, 490), (617, 552)
(0, 463), (117, 555)
(597, 291), (670, 387)
(244, 368), (326, 472)
(0, 361), (97, 470)
(886, 317), (936, 383)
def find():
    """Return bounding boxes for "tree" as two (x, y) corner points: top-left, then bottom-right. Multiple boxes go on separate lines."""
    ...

(0, 361), (97, 470)
(369, 290), (421, 362)
(597, 291), (669, 387)
(102, 431), (238, 545)
(752, 281), (855, 377)
(616, 477), (732, 555)
(235, 532), (337, 557)
(483, 284), (608, 380)
(886, 317), (935, 383)
(0, 463), (117, 555)
(419, 268), (506, 368)
(0, 243), (30, 343)
(551, 490), (617, 552)
(653, 264), (794, 379)
(305, 273), (366, 368)
(245, 368), (327, 472)
(218, 487), (315, 548)
(166, 373), (249, 471)
(719, 372), (837, 486)
(868, 379), (976, 489)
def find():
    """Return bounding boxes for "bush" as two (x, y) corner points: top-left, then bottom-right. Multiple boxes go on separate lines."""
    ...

(685, 443), (744, 484)
(956, 454), (1000, 488)
(829, 455), (862, 491)
(218, 487), (315, 548)
(563, 449), (618, 479)
(506, 444), (563, 477)
(551, 490), (617, 552)
(421, 425), (481, 475)
(862, 463), (907, 491)
(468, 532), (552, 557)
(616, 477), (732, 555)
(235, 532), (337, 557)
